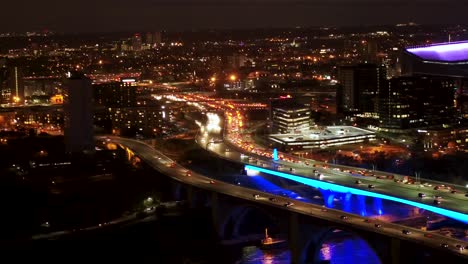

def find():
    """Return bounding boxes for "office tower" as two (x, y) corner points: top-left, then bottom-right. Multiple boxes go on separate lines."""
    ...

(64, 72), (94, 154)
(132, 33), (143, 51)
(153, 32), (162, 46)
(364, 41), (379, 63)
(379, 76), (456, 131)
(271, 99), (311, 134)
(145, 32), (154, 45)
(338, 64), (387, 116)
(402, 40), (468, 119)
(93, 78), (137, 108)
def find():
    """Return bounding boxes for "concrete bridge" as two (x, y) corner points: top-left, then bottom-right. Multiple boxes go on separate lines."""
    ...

(112, 137), (468, 264)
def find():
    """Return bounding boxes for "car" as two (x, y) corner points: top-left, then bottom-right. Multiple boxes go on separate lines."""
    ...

(269, 197), (278, 202)
(305, 161), (309, 166)
(340, 215), (348, 220)
(321, 208), (328, 212)
(424, 233), (433, 238)
(440, 243), (449, 248)
(433, 199), (441, 205)
(355, 180), (362, 184)
(368, 184), (375, 189)
(209, 180), (215, 184)
(465, 193), (468, 197)
(418, 193), (426, 198)
(253, 194), (260, 200)
(434, 195), (442, 199)
(289, 167), (295, 172)
(402, 230), (412, 235)
(284, 202), (294, 207)
(169, 162), (176, 168)
(364, 219), (372, 223)
(451, 190), (457, 194)
(374, 224), (382, 228)
(186, 171), (192, 176)
(456, 244), (465, 251)
(434, 186), (440, 190)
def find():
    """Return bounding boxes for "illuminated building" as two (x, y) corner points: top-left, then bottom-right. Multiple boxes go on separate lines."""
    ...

(402, 41), (468, 119)
(93, 78), (137, 108)
(50, 94), (64, 105)
(338, 64), (387, 117)
(132, 33), (143, 51)
(64, 72), (94, 154)
(271, 101), (311, 134)
(153, 32), (162, 46)
(269, 126), (376, 150)
(378, 76), (456, 131)
(110, 107), (162, 137)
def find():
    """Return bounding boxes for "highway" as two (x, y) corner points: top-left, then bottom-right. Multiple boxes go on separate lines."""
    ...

(171, 93), (468, 216)
(203, 138), (468, 221)
(110, 136), (468, 258)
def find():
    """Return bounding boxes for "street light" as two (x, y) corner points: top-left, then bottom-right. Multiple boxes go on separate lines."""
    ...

(230, 74), (237, 81)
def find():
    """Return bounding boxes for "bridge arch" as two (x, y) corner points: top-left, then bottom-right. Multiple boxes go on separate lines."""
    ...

(218, 204), (278, 240)
(301, 227), (382, 264)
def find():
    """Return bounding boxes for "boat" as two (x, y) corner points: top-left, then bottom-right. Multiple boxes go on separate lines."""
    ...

(259, 228), (287, 250)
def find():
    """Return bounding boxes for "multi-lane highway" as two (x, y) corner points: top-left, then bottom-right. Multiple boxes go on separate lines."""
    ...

(110, 136), (468, 258)
(203, 138), (468, 219)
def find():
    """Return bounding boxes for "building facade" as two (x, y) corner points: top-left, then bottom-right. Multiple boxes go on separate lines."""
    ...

(338, 63), (387, 117)
(64, 72), (94, 153)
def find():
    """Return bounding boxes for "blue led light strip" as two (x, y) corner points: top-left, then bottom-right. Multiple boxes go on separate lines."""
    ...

(245, 165), (468, 223)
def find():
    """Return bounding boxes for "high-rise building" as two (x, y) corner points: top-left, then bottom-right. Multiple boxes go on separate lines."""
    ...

(64, 72), (94, 154)
(145, 32), (154, 45)
(132, 33), (143, 51)
(93, 78), (137, 108)
(271, 100), (311, 134)
(153, 32), (162, 46)
(402, 41), (468, 119)
(378, 76), (457, 131)
(338, 64), (387, 116)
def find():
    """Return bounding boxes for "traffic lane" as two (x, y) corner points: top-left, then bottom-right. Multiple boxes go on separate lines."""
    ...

(114, 137), (468, 257)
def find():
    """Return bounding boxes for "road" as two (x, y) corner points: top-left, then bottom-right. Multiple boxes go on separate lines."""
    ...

(110, 136), (468, 258)
(201, 132), (468, 218)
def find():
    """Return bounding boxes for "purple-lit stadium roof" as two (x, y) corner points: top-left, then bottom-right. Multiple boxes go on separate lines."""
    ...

(406, 41), (468, 62)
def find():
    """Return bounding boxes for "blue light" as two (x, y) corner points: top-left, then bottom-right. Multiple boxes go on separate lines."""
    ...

(245, 165), (468, 223)
(327, 193), (335, 208)
(273, 148), (279, 161)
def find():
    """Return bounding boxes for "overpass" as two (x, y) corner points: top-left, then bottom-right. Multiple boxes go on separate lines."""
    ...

(110, 136), (468, 264)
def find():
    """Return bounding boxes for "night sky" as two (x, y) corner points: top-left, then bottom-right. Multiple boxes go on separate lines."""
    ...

(2, 0), (468, 32)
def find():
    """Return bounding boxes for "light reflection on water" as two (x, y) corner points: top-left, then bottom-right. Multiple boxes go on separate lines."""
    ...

(237, 236), (381, 264)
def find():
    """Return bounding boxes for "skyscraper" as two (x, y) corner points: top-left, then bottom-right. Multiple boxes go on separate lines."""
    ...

(132, 33), (143, 51)
(379, 76), (457, 131)
(153, 32), (162, 46)
(338, 64), (387, 116)
(64, 72), (94, 154)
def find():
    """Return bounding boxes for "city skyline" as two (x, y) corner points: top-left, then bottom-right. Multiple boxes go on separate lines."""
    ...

(2, 0), (468, 33)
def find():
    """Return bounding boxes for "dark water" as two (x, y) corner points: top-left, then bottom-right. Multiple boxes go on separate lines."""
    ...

(50, 209), (380, 264)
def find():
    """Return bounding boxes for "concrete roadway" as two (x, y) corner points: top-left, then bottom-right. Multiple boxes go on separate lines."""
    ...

(109, 136), (468, 258)
(205, 137), (468, 216)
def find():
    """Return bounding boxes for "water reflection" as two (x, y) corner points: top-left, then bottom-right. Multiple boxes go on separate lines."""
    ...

(237, 236), (381, 264)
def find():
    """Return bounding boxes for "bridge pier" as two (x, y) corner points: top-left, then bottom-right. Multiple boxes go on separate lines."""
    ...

(211, 192), (220, 237)
(289, 212), (301, 264)
(390, 237), (400, 264)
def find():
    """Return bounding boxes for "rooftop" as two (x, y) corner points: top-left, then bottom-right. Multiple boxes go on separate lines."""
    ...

(406, 41), (468, 63)
(270, 126), (375, 142)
